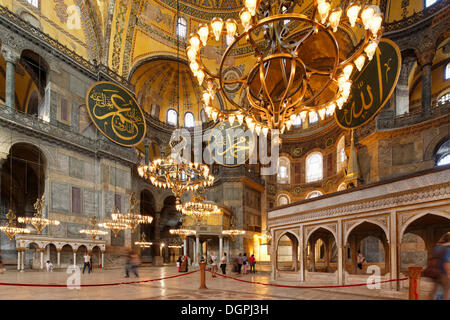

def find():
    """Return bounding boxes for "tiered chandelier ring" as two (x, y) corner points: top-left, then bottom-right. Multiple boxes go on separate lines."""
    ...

(188, 0), (384, 133)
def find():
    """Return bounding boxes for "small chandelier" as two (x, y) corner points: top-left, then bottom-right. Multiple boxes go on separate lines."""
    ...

(137, 156), (215, 204)
(169, 228), (197, 240)
(80, 216), (108, 241)
(98, 206), (129, 237)
(177, 194), (221, 225)
(112, 193), (153, 232)
(135, 232), (153, 248)
(187, 0), (384, 134)
(222, 229), (246, 240)
(0, 209), (30, 240)
(18, 195), (60, 234)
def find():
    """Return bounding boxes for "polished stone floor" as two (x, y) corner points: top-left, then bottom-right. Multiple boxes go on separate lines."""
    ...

(0, 266), (408, 300)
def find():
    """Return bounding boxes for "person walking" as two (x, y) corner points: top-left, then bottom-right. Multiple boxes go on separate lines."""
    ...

(130, 253), (140, 278)
(237, 253), (243, 274)
(242, 253), (248, 274)
(220, 252), (227, 274)
(177, 256), (182, 272)
(425, 234), (450, 300)
(83, 252), (91, 274)
(249, 254), (256, 273)
(124, 250), (132, 278)
(210, 251), (218, 278)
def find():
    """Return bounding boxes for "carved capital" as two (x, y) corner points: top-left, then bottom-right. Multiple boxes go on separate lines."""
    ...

(418, 49), (435, 68)
(1, 45), (20, 64)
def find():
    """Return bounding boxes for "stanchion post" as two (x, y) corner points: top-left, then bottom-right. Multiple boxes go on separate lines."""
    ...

(199, 261), (207, 289)
(408, 266), (422, 300)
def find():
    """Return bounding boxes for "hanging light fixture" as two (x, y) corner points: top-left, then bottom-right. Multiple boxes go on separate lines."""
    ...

(135, 232), (153, 248)
(111, 193), (153, 232)
(222, 212), (245, 240)
(169, 228), (197, 240)
(137, 0), (215, 203)
(187, 0), (384, 134)
(98, 208), (129, 237)
(176, 193), (221, 226)
(0, 210), (30, 240)
(18, 195), (60, 234)
(80, 216), (108, 241)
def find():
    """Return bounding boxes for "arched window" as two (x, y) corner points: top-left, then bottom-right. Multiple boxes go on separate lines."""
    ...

(277, 157), (290, 184)
(293, 114), (302, 127)
(338, 182), (347, 191)
(309, 111), (318, 124)
(436, 139), (450, 166)
(306, 190), (323, 199)
(184, 112), (195, 128)
(26, 0), (39, 8)
(446, 63), (450, 80)
(176, 17), (187, 39)
(306, 152), (323, 182)
(167, 109), (178, 126)
(438, 92), (450, 104)
(425, 0), (438, 8)
(277, 194), (290, 206)
(336, 136), (346, 173)
(150, 104), (160, 119)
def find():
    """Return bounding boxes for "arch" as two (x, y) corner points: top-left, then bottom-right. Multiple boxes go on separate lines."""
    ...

(424, 133), (450, 162)
(184, 112), (195, 128)
(336, 135), (346, 173)
(344, 219), (389, 245)
(276, 231), (299, 272)
(305, 225), (338, 247)
(399, 212), (450, 240)
(305, 227), (338, 273)
(167, 109), (178, 126)
(26, 241), (41, 249)
(176, 16), (188, 39)
(337, 182), (347, 191)
(400, 232), (427, 272)
(277, 156), (290, 184)
(306, 190), (323, 199)
(277, 193), (290, 206)
(305, 151), (323, 182)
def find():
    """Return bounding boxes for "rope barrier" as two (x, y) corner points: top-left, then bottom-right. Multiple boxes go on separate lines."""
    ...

(0, 270), (199, 288)
(207, 270), (408, 289)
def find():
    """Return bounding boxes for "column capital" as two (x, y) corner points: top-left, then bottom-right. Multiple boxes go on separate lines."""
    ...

(1, 45), (20, 64)
(418, 49), (435, 68)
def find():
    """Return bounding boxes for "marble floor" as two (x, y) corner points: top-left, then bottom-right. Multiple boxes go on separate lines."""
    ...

(0, 266), (408, 300)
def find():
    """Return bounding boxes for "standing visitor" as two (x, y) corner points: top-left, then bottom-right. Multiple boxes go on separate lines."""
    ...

(89, 254), (93, 273)
(242, 253), (248, 274)
(425, 234), (450, 300)
(83, 252), (91, 274)
(220, 252), (227, 274)
(209, 251), (218, 278)
(0, 252), (4, 274)
(46, 260), (54, 272)
(237, 253), (243, 274)
(124, 250), (132, 278)
(130, 253), (140, 278)
(357, 250), (365, 273)
(249, 254), (256, 273)
(177, 256), (182, 272)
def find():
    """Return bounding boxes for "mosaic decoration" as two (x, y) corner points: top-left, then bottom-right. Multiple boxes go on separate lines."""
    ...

(53, 0), (68, 24)
(401, 0), (409, 19)
(122, 0), (141, 76)
(85, 81), (146, 147)
(111, 0), (128, 73)
(335, 39), (401, 130)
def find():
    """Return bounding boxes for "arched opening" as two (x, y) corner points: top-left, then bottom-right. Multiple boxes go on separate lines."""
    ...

(91, 246), (102, 269)
(76, 245), (88, 267)
(400, 233), (427, 272)
(45, 243), (58, 267)
(25, 242), (40, 269)
(0, 143), (46, 225)
(306, 228), (337, 273)
(276, 232), (299, 272)
(345, 222), (389, 275)
(60, 244), (73, 267)
(139, 190), (156, 261)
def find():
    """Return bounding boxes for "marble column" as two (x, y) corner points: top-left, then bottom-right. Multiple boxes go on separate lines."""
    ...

(219, 236), (223, 259)
(311, 239), (316, 272)
(395, 57), (416, 115)
(21, 251), (24, 271)
(390, 211), (399, 291)
(337, 220), (344, 285)
(183, 239), (187, 256)
(40, 249), (44, 269)
(270, 229), (277, 281)
(57, 249), (61, 268)
(1, 46), (20, 109)
(101, 252), (105, 268)
(195, 235), (200, 266)
(17, 250), (21, 270)
(299, 226), (305, 282)
(419, 49), (435, 114)
(73, 251), (76, 267)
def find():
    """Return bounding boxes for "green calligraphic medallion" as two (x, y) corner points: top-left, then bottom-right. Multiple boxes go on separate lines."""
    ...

(335, 38), (401, 129)
(208, 121), (255, 167)
(86, 81), (146, 147)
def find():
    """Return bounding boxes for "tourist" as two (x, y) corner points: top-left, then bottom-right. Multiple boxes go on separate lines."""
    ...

(237, 253), (243, 274)
(249, 254), (256, 273)
(209, 251), (217, 278)
(242, 253), (248, 274)
(220, 252), (227, 274)
(130, 253), (140, 278)
(357, 250), (365, 272)
(89, 254), (93, 273)
(46, 260), (54, 272)
(426, 234), (450, 300)
(176, 256), (182, 272)
(124, 249), (132, 278)
(83, 252), (91, 274)
(180, 255), (188, 272)
(0, 252), (4, 274)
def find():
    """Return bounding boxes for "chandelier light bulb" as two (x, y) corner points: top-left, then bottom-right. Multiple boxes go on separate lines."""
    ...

(240, 8), (252, 30)
(186, 46), (197, 62)
(317, 0), (331, 24)
(300, 111), (308, 121)
(364, 40), (378, 60)
(318, 108), (326, 120)
(196, 69), (205, 85)
(189, 34), (201, 50)
(226, 19), (237, 39)
(346, 2), (361, 27)
(211, 17), (224, 42)
(361, 5), (376, 30)
(212, 111), (218, 121)
(244, 0), (258, 16)
(228, 114), (236, 125)
(328, 7), (342, 32)
(326, 103), (336, 115)
(203, 92), (211, 105)
(190, 61), (200, 73)
(343, 64), (354, 80)
(198, 24), (209, 46)
(336, 96), (346, 109)
(354, 54), (366, 71)
(255, 124), (262, 135)
(237, 113), (244, 125)
(369, 13), (383, 37)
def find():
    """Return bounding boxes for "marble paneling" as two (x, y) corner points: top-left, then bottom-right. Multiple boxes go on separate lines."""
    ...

(56, 152), (69, 174)
(67, 223), (85, 239)
(84, 162), (96, 183)
(51, 181), (70, 212)
(69, 74), (85, 98)
(104, 191), (115, 218)
(83, 189), (97, 216)
(69, 156), (84, 179)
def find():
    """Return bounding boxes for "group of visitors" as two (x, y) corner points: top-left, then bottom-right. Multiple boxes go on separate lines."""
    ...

(124, 249), (141, 278)
(233, 253), (256, 275)
(176, 255), (190, 272)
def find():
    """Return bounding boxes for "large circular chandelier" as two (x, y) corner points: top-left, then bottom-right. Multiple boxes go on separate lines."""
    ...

(138, 157), (215, 203)
(177, 194), (222, 225)
(18, 195), (60, 234)
(111, 193), (153, 232)
(187, 0), (384, 134)
(0, 209), (30, 240)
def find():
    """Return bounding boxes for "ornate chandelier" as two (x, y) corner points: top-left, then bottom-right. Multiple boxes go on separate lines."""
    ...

(177, 194), (221, 225)
(18, 195), (60, 234)
(187, 0), (384, 134)
(111, 193), (153, 232)
(138, 157), (215, 203)
(135, 232), (153, 248)
(169, 228), (197, 239)
(0, 209), (30, 240)
(222, 212), (245, 239)
(98, 206), (129, 237)
(80, 216), (108, 241)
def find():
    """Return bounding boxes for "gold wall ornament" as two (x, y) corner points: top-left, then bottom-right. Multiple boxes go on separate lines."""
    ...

(187, 0), (384, 134)
(79, 216), (108, 241)
(85, 81), (146, 147)
(17, 195), (60, 234)
(112, 193), (153, 232)
(0, 210), (30, 240)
